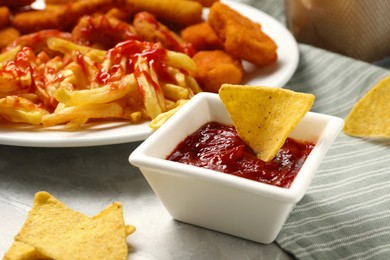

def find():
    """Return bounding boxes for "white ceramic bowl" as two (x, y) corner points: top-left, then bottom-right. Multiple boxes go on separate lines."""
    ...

(129, 92), (344, 244)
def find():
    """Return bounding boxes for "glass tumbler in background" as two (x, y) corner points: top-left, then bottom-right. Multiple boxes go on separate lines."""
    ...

(284, 0), (390, 62)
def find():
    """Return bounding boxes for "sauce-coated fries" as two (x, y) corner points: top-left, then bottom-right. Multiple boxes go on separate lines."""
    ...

(0, 36), (200, 129)
(0, 0), (208, 130)
(0, 96), (48, 125)
(0, 0), (277, 131)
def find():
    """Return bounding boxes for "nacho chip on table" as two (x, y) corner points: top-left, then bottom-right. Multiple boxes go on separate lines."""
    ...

(25, 202), (130, 260)
(219, 84), (315, 162)
(344, 75), (390, 138)
(3, 241), (49, 260)
(4, 191), (135, 260)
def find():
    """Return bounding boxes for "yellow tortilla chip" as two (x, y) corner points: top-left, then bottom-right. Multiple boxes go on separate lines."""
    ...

(8, 191), (91, 260)
(14, 192), (91, 253)
(8, 191), (134, 260)
(126, 224), (137, 236)
(344, 75), (390, 138)
(219, 84), (315, 162)
(3, 241), (49, 260)
(23, 202), (129, 260)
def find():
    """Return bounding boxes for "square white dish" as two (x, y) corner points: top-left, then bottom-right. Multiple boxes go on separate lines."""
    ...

(129, 92), (344, 244)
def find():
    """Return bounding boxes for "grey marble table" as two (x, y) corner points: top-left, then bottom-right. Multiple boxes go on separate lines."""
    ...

(1, 0), (389, 259)
(0, 142), (293, 259)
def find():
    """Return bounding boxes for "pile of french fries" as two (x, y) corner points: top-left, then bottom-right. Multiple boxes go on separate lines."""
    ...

(0, 0), (221, 130)
(0, 36), (201, 130)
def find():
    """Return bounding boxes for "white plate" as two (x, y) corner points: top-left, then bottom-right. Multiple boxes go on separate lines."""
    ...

(0, 121), (153, 147)
(0, 1), (298, 148)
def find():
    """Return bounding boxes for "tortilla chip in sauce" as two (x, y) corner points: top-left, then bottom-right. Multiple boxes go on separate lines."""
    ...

(219, 84), (315, 162)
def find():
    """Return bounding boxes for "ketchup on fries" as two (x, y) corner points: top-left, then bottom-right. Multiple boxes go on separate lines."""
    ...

(0, 0), (277, 130)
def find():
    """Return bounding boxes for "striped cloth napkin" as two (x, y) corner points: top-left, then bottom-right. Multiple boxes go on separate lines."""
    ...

(240, 1), (390, 258)
(275, 44), (390, 259)
(242, 1), (390, 258)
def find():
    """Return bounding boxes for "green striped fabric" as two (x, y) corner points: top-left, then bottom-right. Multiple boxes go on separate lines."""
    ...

(279, 44), (390, 260)
(239, 0), (390, 259)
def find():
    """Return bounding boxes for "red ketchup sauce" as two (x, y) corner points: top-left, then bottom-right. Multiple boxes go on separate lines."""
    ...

(96, 40), (171, 85)
(167, 122), (315, 188)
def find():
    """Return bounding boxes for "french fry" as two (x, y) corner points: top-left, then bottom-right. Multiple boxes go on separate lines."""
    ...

(166, 66), (201, 96)
(64, 117), (89, 130)
(0, 96), (44, 112)
(167, 67), (186, 87)
(185, 74), (202, 94)
(123, 109), (143, 123)
(0, 96), (48, 125)
(42, 102), (124, 127)
(0, 75), (21, 95)
(166, 50), (196, 73)
(47, 37), (106, 62)
(0, 45), (22, 63)
(149, 99), (188, 130)
(54, 102), (66, 112)
(161, 83), (189, 101)
(0, 47), (38, 95)
(54, 74), (136, 106)
(134, 56), (165, 119)
(16, 93), (40, 103)
(0, 109), (43, 125)
(0, 14), (203, 130)
(164, 99), (176, 111)
(60, 62), (91, 90)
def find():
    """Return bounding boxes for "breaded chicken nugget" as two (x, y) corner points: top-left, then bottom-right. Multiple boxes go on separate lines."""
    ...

(0, 27), (20, 49)
(133, 12), (194, 56)
(189, 0), (219, 8)
(193, 50), (243, 93)
(45, 0), (81, 4)
(44, 4), (64, 12)
(181, 22), (223, 51)
(208, 2), (277, 67)
(0, 0), (34, 9)
(57, 0), (127, 31)
(12, 9), (60, 34)
(72, 15), (138, 49)
(127, 0), (203, 27)
(105, 7), (135, 21)
(0, 7), (10, 29)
